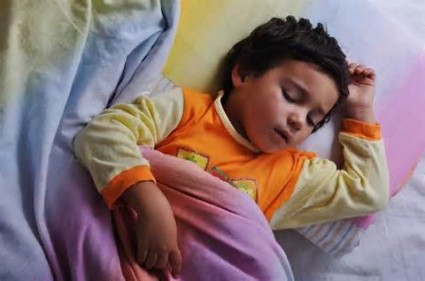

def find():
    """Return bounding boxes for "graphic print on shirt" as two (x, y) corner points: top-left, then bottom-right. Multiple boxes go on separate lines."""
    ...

(210, 166), (232, 183)
(176, 148), (257, 200)
(176, 148), (209, 170)
(211, 167), (257, 200)
(232, 179), (257, 200)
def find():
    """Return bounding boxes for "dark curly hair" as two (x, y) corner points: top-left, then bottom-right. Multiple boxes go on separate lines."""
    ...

(221, 16), (350, 132)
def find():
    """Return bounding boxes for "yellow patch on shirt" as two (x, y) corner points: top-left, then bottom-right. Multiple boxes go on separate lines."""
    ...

(176, 148), (209, 170)
(176, 148), (258, 201)
(232, 179), (257, 200)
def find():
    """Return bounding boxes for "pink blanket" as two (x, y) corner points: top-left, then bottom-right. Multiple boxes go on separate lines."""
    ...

(113, 148), (293, 281)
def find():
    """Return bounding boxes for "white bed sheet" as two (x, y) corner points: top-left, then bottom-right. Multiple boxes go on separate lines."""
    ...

(373, 0), (425, 48)
(276, 156), (425, 280)
(276, 1), (425, 280)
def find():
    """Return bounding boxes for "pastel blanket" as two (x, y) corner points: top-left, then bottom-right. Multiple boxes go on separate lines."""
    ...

(113, 148), (294, 281)
(0, 0), (178, 280)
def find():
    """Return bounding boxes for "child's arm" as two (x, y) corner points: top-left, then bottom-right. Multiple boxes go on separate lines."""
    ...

(74, 88), (184, 207)
(121, 181), (182, 276)
(73, 88), (184, 277)
(270, 64), (390, 229)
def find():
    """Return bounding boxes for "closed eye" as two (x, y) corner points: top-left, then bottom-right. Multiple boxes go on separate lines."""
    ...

(283, 89), (296, 103)
(307, 114), (316, 127)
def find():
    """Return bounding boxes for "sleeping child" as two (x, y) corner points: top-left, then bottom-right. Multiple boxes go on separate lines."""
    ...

(74, 16), (389, 278)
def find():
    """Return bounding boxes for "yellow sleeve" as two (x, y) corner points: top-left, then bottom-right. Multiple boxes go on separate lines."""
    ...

(73, 87), (184, 208)
(270, 119), (390, 229)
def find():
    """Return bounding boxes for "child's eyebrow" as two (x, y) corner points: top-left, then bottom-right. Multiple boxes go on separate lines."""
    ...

(286, 78), (327, 116)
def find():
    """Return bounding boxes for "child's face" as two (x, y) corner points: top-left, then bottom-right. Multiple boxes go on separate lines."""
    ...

(226, 60), (339, 153)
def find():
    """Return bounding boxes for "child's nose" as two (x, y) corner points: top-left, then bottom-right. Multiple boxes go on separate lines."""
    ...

(288, 111), (305, 132)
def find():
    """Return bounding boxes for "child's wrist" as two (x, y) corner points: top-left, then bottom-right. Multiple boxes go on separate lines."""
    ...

(121, 181), (165, 215)
(344, 106), (376, 124)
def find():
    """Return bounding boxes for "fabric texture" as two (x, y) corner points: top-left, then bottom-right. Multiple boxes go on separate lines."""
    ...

(270, 120), (389, 229)
(75, 85), (388, 233)
(113, 148), (294, 281)
(74, 87), (184, 206)
(0, 0), (179, 280)
(161, 0), (425, 257)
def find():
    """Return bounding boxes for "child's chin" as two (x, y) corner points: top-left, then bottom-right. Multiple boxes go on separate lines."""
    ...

(252, 136), (289, 153)
(260, 144), (288, 154)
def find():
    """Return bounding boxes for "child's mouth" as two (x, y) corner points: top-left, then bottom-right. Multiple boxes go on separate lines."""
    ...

(274, 128), (289, 144)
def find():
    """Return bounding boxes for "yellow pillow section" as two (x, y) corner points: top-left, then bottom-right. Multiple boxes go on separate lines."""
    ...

(163, 0), (309, 92)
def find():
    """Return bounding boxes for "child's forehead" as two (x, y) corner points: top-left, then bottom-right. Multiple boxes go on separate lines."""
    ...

(271, 60), (339, 106)
(273, 60), (335, 85)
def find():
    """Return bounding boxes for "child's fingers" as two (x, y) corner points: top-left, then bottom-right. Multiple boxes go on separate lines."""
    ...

(138, 250), (148, 265)
(348, 62), (359, 69)
(349, 63), (371, 72)
(363, 68), (376, 78)
(354, 67), (375, 81)
(348, 63), (359, 74)
(349, 64), (369, 78)
(145, 252), (158, 269)
(349, 63), (375, 80)
(169, 249), (182, 278)
(155, 251), (169, 269)
(354, 68), (363, 75)
(354, 64), (366, 75)
(137, 239), (149, 264)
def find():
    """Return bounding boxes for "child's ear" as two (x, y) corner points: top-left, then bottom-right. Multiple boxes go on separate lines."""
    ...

(231, 64), (246, 88)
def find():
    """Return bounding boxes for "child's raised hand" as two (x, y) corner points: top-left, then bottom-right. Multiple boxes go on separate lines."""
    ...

(122, 182), (182, 278)
(345, 63), (376, 123)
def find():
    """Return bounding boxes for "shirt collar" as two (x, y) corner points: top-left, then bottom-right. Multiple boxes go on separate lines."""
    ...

(213, 91), (259, 153)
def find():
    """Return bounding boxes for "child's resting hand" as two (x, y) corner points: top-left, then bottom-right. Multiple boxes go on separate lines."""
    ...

(345, 63), (376, 123)
(122, 181), (182, 278)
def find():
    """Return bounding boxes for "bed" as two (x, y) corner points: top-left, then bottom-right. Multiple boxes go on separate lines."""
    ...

(1, 0), (424, 280)
(163, 1), (425, 280)
(276, 1), (425, 280)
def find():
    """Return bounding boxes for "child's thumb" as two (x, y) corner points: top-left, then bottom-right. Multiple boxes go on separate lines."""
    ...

(169, 249), (182, 278)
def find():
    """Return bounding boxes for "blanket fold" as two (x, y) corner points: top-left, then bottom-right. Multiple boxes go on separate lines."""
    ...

(113, 148), (294, 281)
(0, 0), (179, 280)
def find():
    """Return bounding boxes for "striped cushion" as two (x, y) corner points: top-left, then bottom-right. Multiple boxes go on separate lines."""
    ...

(296, 221), (364, 257)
